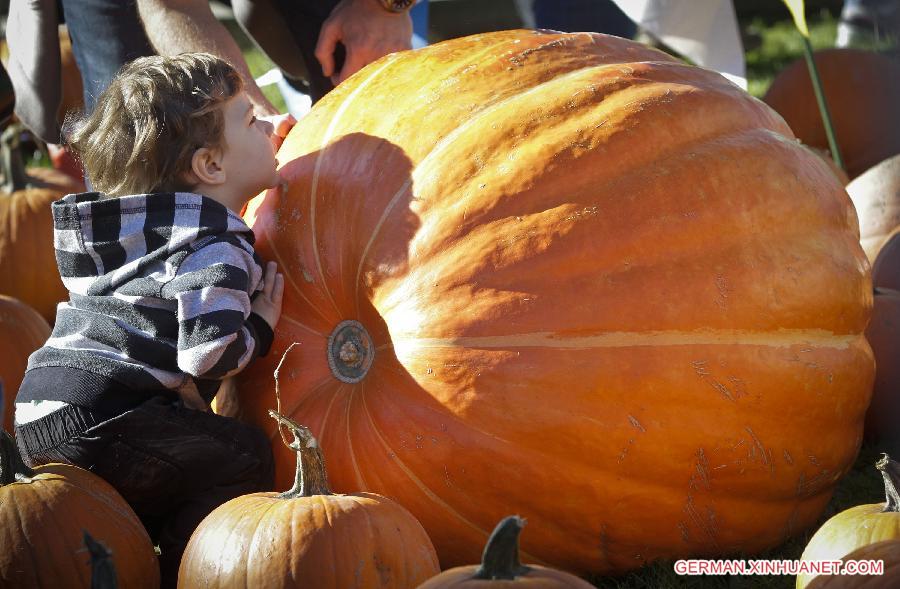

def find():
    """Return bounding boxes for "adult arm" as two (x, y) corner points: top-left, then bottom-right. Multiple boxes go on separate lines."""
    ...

(231, 0), (309, 81)
(316, 0), (413, 84)
(136, 0), (279, 115)
(6, 0), (63, 143)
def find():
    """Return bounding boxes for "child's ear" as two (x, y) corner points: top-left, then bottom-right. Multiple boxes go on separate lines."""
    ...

(189, 146), (226, 186)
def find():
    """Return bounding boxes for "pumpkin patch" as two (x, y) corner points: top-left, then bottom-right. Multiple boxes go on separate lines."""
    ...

(237, 30), (873, 574)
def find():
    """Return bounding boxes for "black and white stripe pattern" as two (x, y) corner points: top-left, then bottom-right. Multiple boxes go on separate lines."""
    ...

(29, 192), (266, 395)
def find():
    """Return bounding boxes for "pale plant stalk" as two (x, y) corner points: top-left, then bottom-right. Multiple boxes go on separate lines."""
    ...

(782, 0), (845, 171)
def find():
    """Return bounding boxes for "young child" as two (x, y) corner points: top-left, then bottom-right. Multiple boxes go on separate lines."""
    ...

(14, 53), (288, 586)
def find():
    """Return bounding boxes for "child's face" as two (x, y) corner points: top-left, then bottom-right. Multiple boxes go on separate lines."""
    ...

(218, 91), (281, 203)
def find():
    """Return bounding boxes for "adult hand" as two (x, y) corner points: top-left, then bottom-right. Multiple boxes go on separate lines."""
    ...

(315, 0), (413, 86)
(259, 112), (297, 151)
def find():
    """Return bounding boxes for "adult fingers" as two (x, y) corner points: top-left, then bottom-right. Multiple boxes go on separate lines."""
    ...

(315, 20), (341, 79)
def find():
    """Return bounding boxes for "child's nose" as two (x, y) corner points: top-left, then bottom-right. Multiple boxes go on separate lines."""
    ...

(259, 119), (274, 136)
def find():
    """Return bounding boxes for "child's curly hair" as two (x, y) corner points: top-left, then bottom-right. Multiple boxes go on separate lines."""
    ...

(65, 53), (243, 196)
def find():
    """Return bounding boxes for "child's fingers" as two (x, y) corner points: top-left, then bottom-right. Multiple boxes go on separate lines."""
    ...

(263, 261), (277, 296)
(272, 273), (285, 303)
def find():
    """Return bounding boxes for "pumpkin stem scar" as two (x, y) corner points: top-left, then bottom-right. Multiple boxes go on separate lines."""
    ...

(328, 320), (375, 383)
(0, 430), (34, 485)
(0, 124), (32, 193)
(473, 515), (533, 580)
(876, 454), (900, 513)
(268, 409), (333, 499)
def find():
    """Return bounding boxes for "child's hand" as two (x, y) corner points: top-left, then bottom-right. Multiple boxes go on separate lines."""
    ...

(252, 261), (284, 329)
(177, 378), (210, 413)
(212, 377), (241, 418)
(259, 113), (297, 152)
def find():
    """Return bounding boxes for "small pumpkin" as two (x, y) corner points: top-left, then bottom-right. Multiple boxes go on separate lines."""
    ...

(804, 540), (900, 589)
(177, 410), (440, 588)
(416, 516), (594, 588)
(0, 124), (84, 322)
(0, 294), (50, 432)
(797, 455), (900, 588)
(0, 430), (160, 588)
(763, 48), (900, 180)
(847, 154), (900, 266)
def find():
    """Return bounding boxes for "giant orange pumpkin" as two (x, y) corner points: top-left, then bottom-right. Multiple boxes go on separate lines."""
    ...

(0, 294), (50, 432)
(763, 48), (900, 180)
(0, 125), (83, 321)
(238, 30), (874, 574)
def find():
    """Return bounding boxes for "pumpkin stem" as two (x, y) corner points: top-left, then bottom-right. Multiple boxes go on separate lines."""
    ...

(0, 124), (31, 193)
(473, 516), (532, 580)
(0, 430), (34, 485)
(83, 531), (118, 589)
(876, 454), (900, 512)
(268, 409), (332, 498)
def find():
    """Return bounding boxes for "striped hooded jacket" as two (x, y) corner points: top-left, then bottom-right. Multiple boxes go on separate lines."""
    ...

(18, 191), (273, 412)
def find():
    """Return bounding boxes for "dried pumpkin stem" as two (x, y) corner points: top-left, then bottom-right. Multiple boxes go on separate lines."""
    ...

(268, 409), (332, 498)
(0, 430), (34, 485)
(876, 454), (900, 512)
(0, 124), (30, 193)
(473, 515), (532, 580)
(83, 531), (118, 589)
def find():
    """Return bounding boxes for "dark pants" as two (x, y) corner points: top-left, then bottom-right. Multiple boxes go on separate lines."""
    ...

(60, 0), (155, 112)
(270, 0), (342, 102)
(15, 397), (274, 588)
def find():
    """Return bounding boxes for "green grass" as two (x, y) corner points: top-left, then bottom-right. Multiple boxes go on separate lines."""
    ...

(585, 443), (887, 588)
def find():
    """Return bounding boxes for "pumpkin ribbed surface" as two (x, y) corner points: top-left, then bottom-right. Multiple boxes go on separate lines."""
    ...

(179, 492), (439, 588)
(239, 30), (873, 573)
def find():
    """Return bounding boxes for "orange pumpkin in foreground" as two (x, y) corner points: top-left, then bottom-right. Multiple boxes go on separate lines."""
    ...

(239, 30), (873, 573)
(416, 516), (594, 588)
(0, 294), (50, 432)
(805, 541), (900, 589)
(0, 125), (84, 322)
(178, 410), (439, 588)
(0, 431), (159, 588)
(763, 48), (900, 180)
